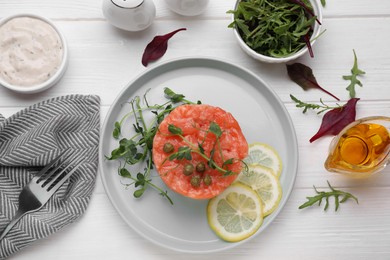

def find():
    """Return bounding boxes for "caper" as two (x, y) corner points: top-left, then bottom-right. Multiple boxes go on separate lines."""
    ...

(183, 164), (194, 176)
(195, 162), (206, 173)
(163, 142), (174, 153)
(203, 174), (212, 186)
(190, 176), (201, 188)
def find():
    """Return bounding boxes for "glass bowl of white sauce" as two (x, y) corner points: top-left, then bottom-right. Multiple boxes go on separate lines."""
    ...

(0, 14), (68, 94)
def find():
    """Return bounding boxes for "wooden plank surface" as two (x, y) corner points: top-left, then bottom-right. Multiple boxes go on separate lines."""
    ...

(1, 0), (390, 19)
(0, 17), (389, 107)
(1, 0), (390, 259)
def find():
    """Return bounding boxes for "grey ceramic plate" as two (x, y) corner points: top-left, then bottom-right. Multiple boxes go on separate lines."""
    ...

(99, 57), (298, 253)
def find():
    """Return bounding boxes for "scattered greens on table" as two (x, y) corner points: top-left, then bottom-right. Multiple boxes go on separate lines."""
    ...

(299, 181), (359, 211)
(343, 49), (366, 98)
(290, 94), (341, 114)
(228, 0), (318, 58)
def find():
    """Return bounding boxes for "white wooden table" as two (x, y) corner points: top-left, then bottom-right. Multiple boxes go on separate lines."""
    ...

(2, 0), (390, 259)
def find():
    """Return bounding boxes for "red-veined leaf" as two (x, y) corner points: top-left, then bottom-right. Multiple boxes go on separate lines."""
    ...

(142, 28), (186, 67)
(310, 98), (360, 143)
(303, 33), (314, 58)
(287, 63), (340, 101)
(287, 0), (321, 25)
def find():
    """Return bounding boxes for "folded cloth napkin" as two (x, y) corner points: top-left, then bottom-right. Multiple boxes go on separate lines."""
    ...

(0, 95), (100, 259)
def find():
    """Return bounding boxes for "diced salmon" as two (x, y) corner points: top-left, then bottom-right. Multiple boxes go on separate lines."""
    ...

(153, 104), (248, 199)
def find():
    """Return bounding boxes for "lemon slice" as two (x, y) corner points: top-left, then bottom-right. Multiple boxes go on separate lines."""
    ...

(244, 142), (283, 177)
(207, 182), (263, 242)
(237, 165), (282, 216)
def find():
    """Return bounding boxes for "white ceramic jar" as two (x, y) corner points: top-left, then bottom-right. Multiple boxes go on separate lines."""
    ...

(102, 0), (156, 31)
(164, 0), (209, 16)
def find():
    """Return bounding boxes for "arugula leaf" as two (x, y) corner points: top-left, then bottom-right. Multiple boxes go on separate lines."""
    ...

(299, 181), (359, 211)
(343, 50), (365, 98)
(290, 94), (340, 114)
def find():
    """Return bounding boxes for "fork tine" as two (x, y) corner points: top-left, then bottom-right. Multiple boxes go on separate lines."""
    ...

(34, 152), (66, 182)
(42, 152), (82, 189)
(47, 160), (83, 195)
(39, 150), (76, 186)
(35, 148), (71, 183)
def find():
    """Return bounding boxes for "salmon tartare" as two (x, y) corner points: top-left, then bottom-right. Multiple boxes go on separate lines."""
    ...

(153, 104), (248, 199)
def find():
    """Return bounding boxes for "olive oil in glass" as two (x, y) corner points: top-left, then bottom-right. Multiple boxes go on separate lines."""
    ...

(325, 117), (390, 178)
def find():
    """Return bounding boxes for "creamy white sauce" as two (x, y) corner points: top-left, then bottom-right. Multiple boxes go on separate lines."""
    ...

(0, 17), (63, 87)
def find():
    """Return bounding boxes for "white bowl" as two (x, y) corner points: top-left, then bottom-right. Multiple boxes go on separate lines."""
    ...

(231, 0), (322, 63)
(0, 14), (68, 94)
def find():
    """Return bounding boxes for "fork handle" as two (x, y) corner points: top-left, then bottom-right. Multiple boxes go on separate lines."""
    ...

(0, 209), (26, 241)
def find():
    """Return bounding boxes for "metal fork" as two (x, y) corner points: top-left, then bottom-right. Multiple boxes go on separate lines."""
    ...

(0, 152), (83, 241)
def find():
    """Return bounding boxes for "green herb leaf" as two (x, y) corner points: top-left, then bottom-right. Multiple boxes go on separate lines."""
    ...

(343, 49), (365, 98)
(299, 181), (359, 211)
(209, 122), (222, 138)
(113, 121), (121, 139)
(223, 170), (235, 176)
(164, 87), (185, 103)
(198, 143), (205, 155)
(290, 94), (340, 114)
(321, 0), (326, 7)
(222, 158), (234, 167)
(208, 149), (216, 169)
(168, 124), (183, 135)
(119, 168), (132, 178)
(134, 188), (145, 198)
(169, 146), (192, 161)
(106, 138), (140, 162)
(133, 122), (143, 133)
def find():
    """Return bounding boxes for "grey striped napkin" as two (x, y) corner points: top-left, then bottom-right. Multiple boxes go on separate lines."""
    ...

(0, 95), (100, 259)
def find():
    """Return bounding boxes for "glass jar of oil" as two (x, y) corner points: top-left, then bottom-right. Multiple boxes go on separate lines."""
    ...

(325, 116), (390, 178)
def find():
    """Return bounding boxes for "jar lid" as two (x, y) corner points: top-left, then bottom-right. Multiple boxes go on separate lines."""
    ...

(111, 0), (143, 8)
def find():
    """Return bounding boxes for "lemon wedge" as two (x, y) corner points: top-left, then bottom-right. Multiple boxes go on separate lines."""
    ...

(244, 142), (282, 177)
(237, 165), (282, 216)
(207, 182), (263, 242)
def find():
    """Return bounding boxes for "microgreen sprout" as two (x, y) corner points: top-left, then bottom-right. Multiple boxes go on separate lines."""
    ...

(107, 88), (199, 204)
(163, 122), (248, 177)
